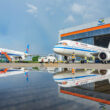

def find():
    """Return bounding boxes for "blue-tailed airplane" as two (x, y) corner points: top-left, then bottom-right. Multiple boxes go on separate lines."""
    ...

(0, 44), (30, 62)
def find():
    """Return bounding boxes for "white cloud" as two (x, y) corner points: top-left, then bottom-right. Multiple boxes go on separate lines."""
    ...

(26, 3), (38, 16)
(65, 15), (75, 23)
(71, 3), (85, 14)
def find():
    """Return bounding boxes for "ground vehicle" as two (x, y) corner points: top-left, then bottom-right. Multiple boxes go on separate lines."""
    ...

(38, 55), (57, 63)
(38, 57), (46, 63)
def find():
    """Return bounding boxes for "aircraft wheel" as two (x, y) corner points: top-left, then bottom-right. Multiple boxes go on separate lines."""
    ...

(64, 56), (67, 61)
(64, 56), (69, 63)
(102, 61), (107, 64)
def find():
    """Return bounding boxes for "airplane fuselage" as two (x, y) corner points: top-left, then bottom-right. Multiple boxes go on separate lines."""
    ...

(53, 40), (110, 61)
(0, 48), (28, 61)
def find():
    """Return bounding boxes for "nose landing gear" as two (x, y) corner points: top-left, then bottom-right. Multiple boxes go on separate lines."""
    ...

(64, 56), (69, 63)
(64, 55), (75, 63)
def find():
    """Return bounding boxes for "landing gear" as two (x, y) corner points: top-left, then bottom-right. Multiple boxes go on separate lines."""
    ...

(64, 56), (75, 63)
(101, 61), (107, 64)
(81, 60), (85, 64)
(80, 57), (88, 64)
(64, 56), (67, 61)
(80, 60), (87, 64)
(64, 56), (69, 63)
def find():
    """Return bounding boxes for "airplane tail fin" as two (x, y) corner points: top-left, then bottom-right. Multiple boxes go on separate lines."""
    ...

(108, 42), (110, 49)
(25, 44), (29, 54)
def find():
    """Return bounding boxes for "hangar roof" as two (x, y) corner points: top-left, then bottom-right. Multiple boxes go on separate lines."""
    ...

(59, 17), (110, 35)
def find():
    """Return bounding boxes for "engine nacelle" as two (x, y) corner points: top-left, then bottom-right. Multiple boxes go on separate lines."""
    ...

(98, 52), (110, 61)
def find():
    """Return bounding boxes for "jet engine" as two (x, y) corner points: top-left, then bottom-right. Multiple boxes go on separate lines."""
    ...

(98, 52), (110, 61)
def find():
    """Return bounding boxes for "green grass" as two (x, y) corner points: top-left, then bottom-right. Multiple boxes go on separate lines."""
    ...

(15, 61), (39, 63)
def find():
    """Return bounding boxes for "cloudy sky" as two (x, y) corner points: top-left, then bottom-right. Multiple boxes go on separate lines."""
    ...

(0, 0), (110, 55)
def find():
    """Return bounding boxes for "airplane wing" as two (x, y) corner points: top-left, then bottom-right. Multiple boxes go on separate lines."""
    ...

(90, 52), (99, 56)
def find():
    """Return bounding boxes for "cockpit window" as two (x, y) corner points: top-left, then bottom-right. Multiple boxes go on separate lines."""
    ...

(56, 43), (62, 45)
(56, 42), (67, 45)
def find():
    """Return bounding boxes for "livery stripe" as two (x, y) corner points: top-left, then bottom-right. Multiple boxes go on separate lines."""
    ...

(0, 53), (21, 56)
(61, 23), (110, 37)
(54, 74), (97, 80)
(54, 46), (97, 53)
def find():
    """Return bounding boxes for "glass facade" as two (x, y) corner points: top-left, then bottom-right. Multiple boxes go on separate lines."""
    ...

(77, 37), (94, 45)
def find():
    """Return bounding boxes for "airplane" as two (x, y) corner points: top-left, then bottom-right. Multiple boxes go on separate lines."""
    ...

(0, 44), (30, 62)
(53, 68), (110, 88)
(0, 68), (29, 81)
(53, 68), (110, 106)
(53, 40), (110, 63)
(0, 68), (28, 77)
(58, 72), (110, 106)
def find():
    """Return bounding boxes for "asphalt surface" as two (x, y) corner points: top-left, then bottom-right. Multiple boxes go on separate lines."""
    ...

(0, 63), (110, 69)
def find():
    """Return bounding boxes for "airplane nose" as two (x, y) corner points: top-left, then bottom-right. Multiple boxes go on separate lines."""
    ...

(53, 47), (63, 54)
(53, 48), (58, 53)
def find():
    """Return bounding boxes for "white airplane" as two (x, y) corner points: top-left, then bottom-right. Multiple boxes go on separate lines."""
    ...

(53, 40), (110, 63)
(0, 68), (29, 81)
(0, 44), (30, 62)
(53, 68), (110, 87)
(0, 68), (28, 77)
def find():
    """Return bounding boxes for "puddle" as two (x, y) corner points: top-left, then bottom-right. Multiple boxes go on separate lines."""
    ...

(0, 67), (109, 110)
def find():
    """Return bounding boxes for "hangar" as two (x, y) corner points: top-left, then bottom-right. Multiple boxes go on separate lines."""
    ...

(59, 17), (110, 61)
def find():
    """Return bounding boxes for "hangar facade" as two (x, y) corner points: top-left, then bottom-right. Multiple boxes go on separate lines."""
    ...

(59, 17), (110, 61)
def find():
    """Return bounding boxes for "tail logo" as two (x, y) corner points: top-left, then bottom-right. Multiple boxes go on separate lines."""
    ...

(25, 44), (29, 53)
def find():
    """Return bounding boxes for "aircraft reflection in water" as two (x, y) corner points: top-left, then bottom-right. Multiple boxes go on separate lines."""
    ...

(0, 68), (29, 81)
(53, 68), (110, 106)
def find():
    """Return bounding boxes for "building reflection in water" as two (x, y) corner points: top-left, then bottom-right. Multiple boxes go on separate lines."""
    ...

(53, 68), (110, 106)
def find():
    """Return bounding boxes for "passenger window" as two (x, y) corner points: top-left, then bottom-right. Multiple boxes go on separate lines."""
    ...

(56, 42), (67, 45)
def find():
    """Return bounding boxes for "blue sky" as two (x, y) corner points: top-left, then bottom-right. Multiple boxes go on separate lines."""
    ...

(0, 0), (110, 55)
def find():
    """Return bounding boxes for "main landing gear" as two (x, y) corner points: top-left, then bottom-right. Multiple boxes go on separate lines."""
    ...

(80, 57), (88, 64)
(81, 60), (86, 64)
(64, 56), (69, 63)
(64, 56), (75, 63)
(101, 61), (107, 64)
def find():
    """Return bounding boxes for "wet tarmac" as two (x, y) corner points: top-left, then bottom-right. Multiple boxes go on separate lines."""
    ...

(0, 67), (110, 110)
(1, 63), (110, 69)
